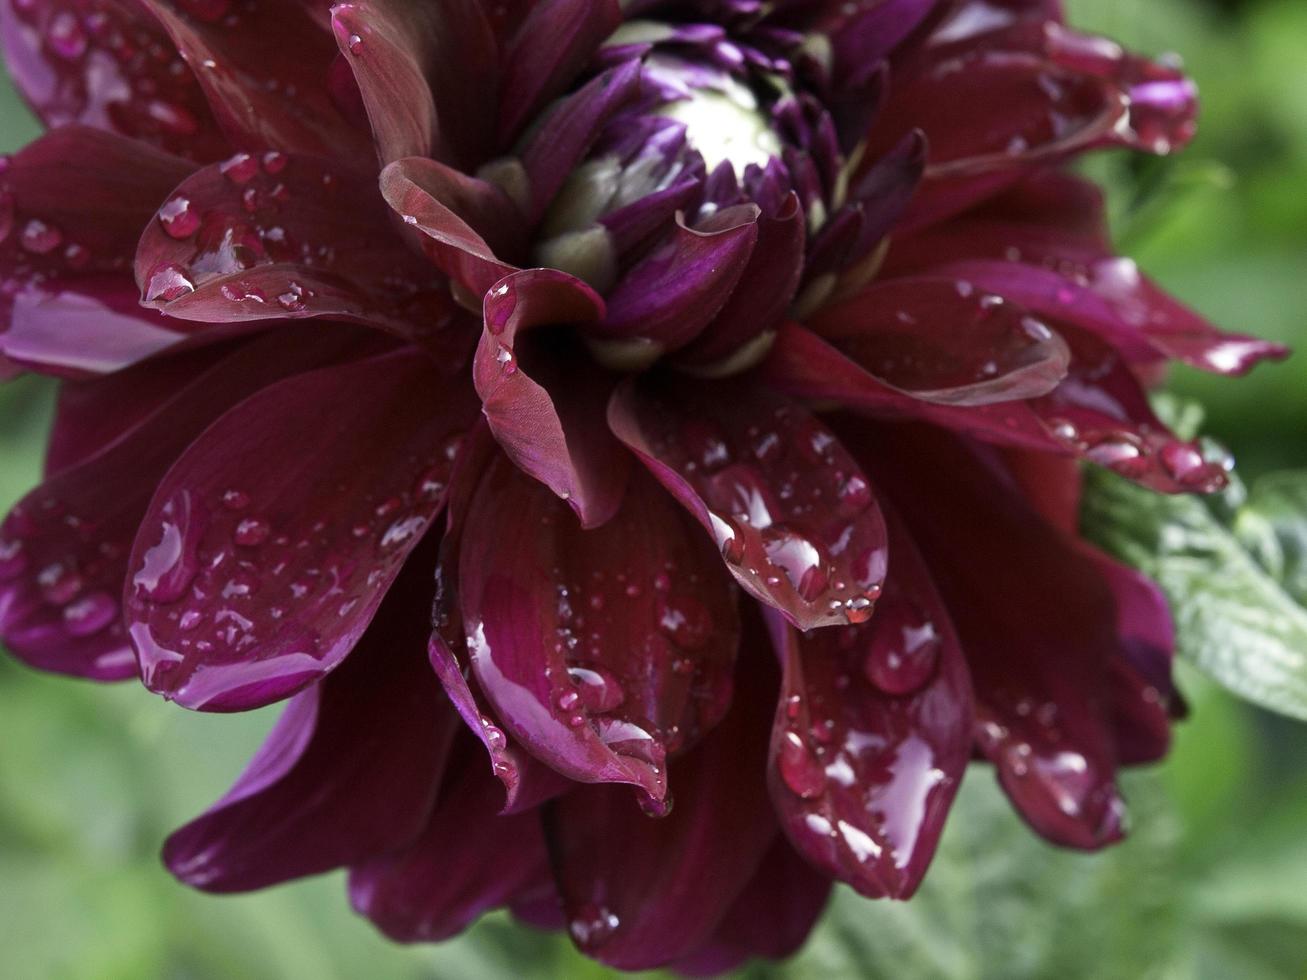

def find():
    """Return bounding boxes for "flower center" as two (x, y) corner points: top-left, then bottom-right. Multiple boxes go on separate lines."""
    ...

(649, 58), (782, 179)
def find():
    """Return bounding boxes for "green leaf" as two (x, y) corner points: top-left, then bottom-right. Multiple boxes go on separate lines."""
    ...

(1082, 467), (1307, 721)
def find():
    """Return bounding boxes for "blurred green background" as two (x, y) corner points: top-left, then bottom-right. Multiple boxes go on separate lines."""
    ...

(1, 1), (1305, 977)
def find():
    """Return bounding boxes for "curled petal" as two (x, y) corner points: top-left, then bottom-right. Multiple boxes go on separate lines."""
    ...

(135, 152), (460, 343)
(331, 0), (497, 166)
(456, 454), (741, 807)
(763, 509), (972, 899)
(808, 277), (1071, 405)
(545, 641), (776, 969)
(609, 378), (888, 630)
(350, 742), (553, 943)
(125, 349), (480, 711)
(137, 0), (369, 160)
(0, 326), (366, 680)
(845, 422), (1128, 849)
(763, 322), (1225, 493)
(475, 269), (629, 528)
(0, 0), (226, 160)
(595, 206), (760, 352)
(163, 550), (459, 892)
(379, 156), (522, 299)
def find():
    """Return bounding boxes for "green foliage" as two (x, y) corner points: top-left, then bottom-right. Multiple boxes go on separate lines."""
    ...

(1084, 464), (1307, 721)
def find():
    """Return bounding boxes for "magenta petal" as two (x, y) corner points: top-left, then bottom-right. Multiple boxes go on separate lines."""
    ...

(125, 349), (480, 711)
(518, 59), (644, 223)
(331, 0), (497, 166)
(349, 744), (553, 943)
(497, 0), (622, 143)
(0, 326), (366, 681)
(137, 0), (369, 160)
(545, 644), (776, 969)
(763, 509), (972, 899)
(379, 157), (522, 299)
(673, 193), (805, 371)
(673, 840), (831, 977)
(809, 277), (1071, 405)
(595, 206), (760, 351)
(0, 127), (193, 373)
(0, 0), (226, 161)
(609, 379), (888, 630)
(135, 152), (459, 342)
(849, 422), (1127, 849)
(456, 455), (741, 806)
(163, 551), (459, 892)
(475, 269), (629, 528)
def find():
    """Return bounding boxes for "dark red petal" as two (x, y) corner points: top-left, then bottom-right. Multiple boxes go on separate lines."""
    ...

(924, 258), (1290, 376)
(379, 156), (522, 299)
(808, 277), (1070, 405)
(545, 638), (777, 969)
(163, 547), (459, 892)
(763, 322), (1224, 493)
(475, 269), (630, 529)
(609, 378), (888, 630)
(672, 839), (832, 977)
(846, 422), (1126, 849)
(44, 345), (223, 476)
(594, 206), (760, 352)
(497, 0), (622, 143)
(1081, 547), (1176, 764)
(331, 0), (497, 167)
(134, 151), (459, 344)
(136, 0), (369, 160)
(349, 742), (553, 942)
(125, 349), (479, 711)
(0, 326), (365, 680)
(0, 0), (227, 160)
(0, 126), (193, 374)
(456, 454), (741, 806)
(764, 508), (972, 899)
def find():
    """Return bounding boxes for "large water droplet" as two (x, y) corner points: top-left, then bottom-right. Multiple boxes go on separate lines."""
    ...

(778, 729), (825, 799)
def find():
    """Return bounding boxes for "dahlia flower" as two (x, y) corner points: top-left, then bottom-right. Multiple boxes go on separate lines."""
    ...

(0, 0), (1288, 970)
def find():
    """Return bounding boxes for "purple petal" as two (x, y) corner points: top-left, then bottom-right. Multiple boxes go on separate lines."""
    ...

(609, 378), (888, 630)
(125, 348), (480, 711)
(545, 639), (777, 969)
(497, 0), (622, 143)
(845, 421), (1128, 849)
(349, 741), (553, 942)
(763, 507), (972, 899)
(595, 206), (760, 352)
(455, 454), (741, 807)
(135, 152), (461, 343)
(163, 549), (459, 891)
(475, 269), (630, 528)
(0, 326), (367, 681)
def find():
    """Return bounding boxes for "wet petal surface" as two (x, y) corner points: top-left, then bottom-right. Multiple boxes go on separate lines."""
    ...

(609, 378), (888, 630)
(125, 348), (479, 711)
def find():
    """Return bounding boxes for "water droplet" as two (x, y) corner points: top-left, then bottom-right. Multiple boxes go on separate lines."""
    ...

(567, 664), (626, 713)
(20, 218), (62, 254)
(233, 517), (271, 547)
(158, 195), (200, 239)
(569, 904), (621, 948)
(145, 263), (195, 302)
(778, 729), (825, 799)
(863, 601), (941, 695)
(762, 523), (828, 601)
(62, 592), (117, 636)
(37, 562), (83, 605)
(347, 32), (364, 55)
(656, 593), (712, 650)
(219, 152), (259, 184)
